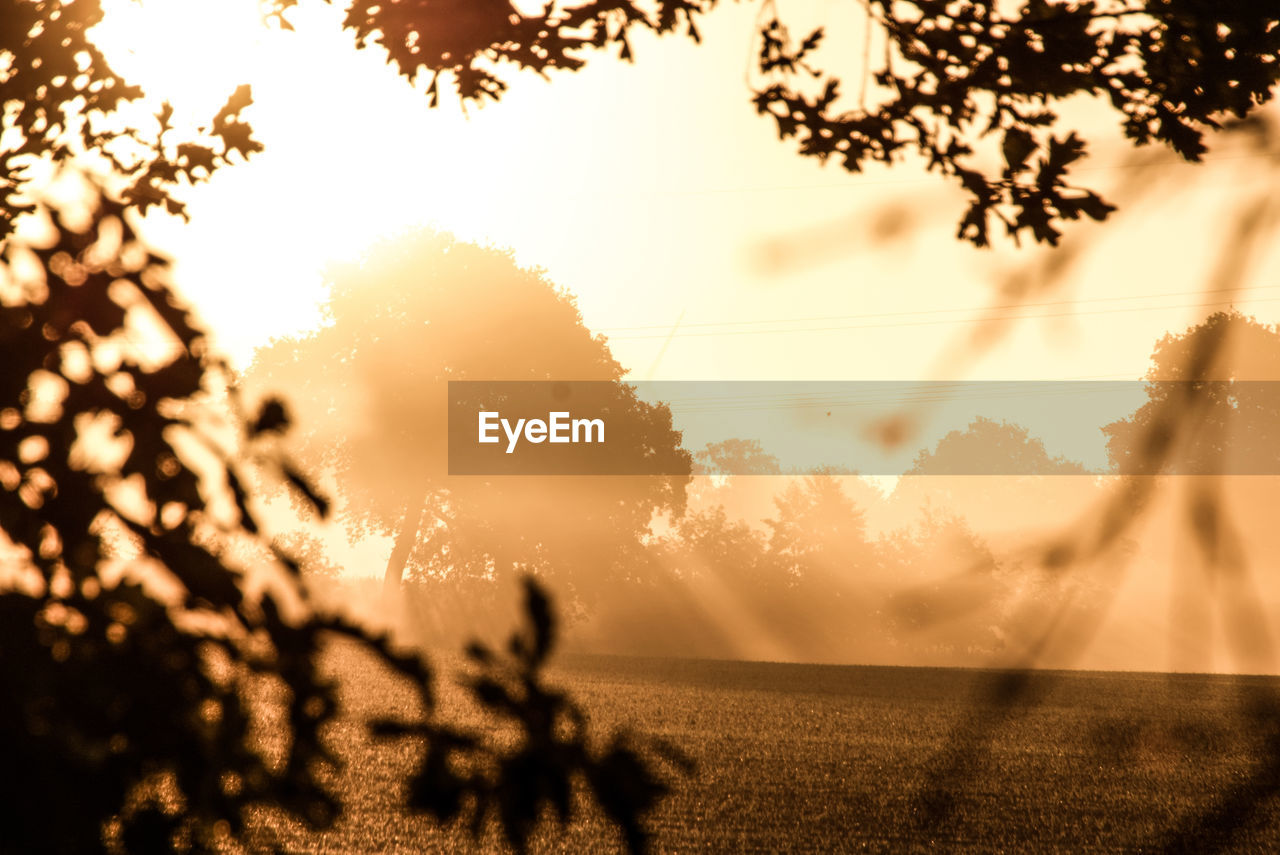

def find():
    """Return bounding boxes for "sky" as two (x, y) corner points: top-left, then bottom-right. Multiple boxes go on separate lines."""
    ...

(75, 0), (1280, 672)
(83, 0), (1280, 481)
(90, 0), (1280, 387)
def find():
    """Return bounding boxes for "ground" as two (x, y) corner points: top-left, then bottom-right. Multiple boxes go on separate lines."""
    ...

(256, 640), (1280, 853)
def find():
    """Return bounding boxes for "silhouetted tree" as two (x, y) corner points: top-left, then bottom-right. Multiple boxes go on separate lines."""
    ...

(1100, 310), (1280, 674)
(693, 438), (782, 475)
(245, 229), (690, 604)
(893, 416), (1098, 539)
(594, 505), (775, 659)
(768, 475), (872, 578)
(908, 416), (1089, 476)
(1103, 311), (1280, 475)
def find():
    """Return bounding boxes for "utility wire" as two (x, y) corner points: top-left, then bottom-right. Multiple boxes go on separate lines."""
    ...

(596, 284), (1280, 333)
(602, 294), (1280, 340)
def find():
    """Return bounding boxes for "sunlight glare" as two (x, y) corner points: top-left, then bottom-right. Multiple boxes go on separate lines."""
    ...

(92, 0), (273, 122)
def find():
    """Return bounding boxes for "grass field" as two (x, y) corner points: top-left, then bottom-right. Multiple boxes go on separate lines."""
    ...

(261, 642), (1280, 853)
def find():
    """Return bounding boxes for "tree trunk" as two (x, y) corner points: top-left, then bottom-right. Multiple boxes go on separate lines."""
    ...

(382, 496), (430, 599)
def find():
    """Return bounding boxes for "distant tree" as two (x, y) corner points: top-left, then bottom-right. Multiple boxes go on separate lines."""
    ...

(693, 438), (782, 475)
(663, 504), (780, 616)
(5, 2), (1279, 248)
(763, 474), (887, 653)
(907, 416), (1089, 476)
(245, 229), (690, 601)
(627, 505), (776, 658)
(1103, 311), (1280, 475)
(272, 529), (343, 579)
(882, 508), (1009, 660)
(1099, 312), (1280, 677)
(768, 476), (871, 576)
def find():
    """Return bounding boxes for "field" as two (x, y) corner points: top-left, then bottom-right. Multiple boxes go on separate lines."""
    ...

(262, 642), (1280, 853)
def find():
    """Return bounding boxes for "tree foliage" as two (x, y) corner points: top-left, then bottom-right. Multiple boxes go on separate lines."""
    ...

(1103, 311), (1280, 475)
(0, 179), (340, 851)
(907, 416), (1089, 475)
(693, 438), (782, 475)
(245, 229), (690, 600)
(0, 1), (262, 241)
(751, 0), (1280, 247)
(6, 2), (1278, 250)
(0, 180), (685, 853)
(265, 0), (1278, 247)
(374, 577), (694, 854)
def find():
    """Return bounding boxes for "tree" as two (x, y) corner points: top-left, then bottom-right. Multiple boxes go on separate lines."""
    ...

(279, 0), (1279, 247)
(1098, 311), (1280, 676)
(763, 473), (888, 655)
(907, 416), (1089, 475)
(1103, 311), (1280, 475)
(245, 229), (690, 602)
(893, 416), (1097, 538)
(256, 0), (1278, 246)
(0, 184), (687, 852)
(4, 2), (1278, 847)
(693, 438), (782, 475)
(585, 505), (775, 660)
(0, 7), (698, 849)
(881, 508), (1008, 660)
(0, 182), (346, 851)
(4, 2), (1279, 250)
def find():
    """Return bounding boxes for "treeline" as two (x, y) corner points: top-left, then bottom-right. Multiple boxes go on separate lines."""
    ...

(311, 459), (1112, 668)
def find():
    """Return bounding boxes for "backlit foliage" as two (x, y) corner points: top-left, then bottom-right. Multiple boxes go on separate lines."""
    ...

(0, 1), (261, 241)
(261, 0), (1279, 247)
(0, 182), (683, 852)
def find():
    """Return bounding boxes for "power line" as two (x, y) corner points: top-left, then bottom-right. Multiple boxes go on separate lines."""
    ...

(655, 382), (1149, 415)
(596, 284), (1280, 333)
(602, 295), (1280, 340)
(555, 151), (1278, 199)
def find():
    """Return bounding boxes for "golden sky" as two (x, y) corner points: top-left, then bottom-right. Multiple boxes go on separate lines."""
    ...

(90, 0), (1280, 387)
(79, 1), (1280, 672)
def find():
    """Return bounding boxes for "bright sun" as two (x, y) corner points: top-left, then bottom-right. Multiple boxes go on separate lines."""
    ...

(91, 0), (274, 120)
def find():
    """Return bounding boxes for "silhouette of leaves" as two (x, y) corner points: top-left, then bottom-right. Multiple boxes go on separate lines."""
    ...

(1, 175), (683, 852)
(0, 176), (340, 850)
(10, 2), (1276, 250)
(0, 3), (267, 243)
(251, 397), (291, 436)
(369, 575), (688, 853)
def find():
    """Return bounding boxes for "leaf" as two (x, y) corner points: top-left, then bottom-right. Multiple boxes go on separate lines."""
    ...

(251, 397), (291, 435)
(1076, 191), (1115, 222)
(464, 640), (493, 664)
(1001, 127), (1037, 170)
(521, 575), (555, 667)
(212, 84), (255, 129)
(225, 464), (258, 534)
(283, 462), (330, 519)
(800, 28), (824, 56)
